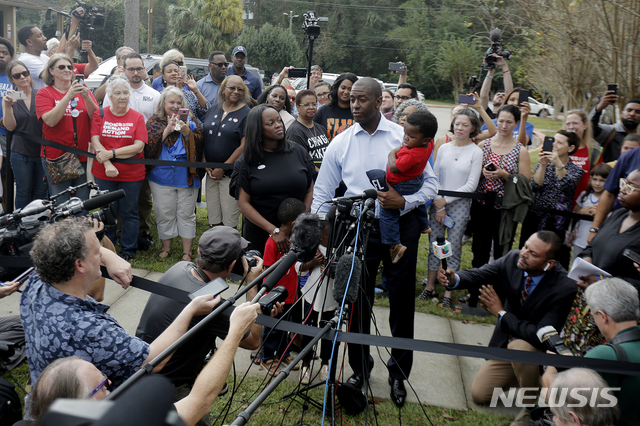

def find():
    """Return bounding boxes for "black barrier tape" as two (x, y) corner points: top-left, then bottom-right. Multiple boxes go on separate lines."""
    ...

(13, 131), (234, 170)
(4, 256), (640, 375)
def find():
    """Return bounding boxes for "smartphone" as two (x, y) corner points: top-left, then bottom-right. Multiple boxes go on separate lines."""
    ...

(607, 83), (618, 95)
(518, 89), (529, 106)
(6, 91), (26, 101)
(288, 67), (307, 78)
(188, 277), (229, 300)
(623, 249), (640, 265)
(443, 215), (455, 229)
(458, 94), (475, 105)
(179, 65), (187, 81)
(543, 136), (554, 152)
(178, 108), (189, 122)
(485, 162), (497, 171)
(75, 74), (84, 84)
(388, 62), (406, 72)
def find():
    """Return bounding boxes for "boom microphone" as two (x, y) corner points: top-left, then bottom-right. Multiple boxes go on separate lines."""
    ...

(55, 190), (126, 219)
(0, 199), (51, 227)
(327, 189), (377, 204)
(333, 253), (361, 304)
(489, 27), (502, 43)
(290, 213), (322, 262)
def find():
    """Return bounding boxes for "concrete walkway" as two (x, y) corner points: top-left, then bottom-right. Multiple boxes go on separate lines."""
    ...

(0, 269), (519, 419)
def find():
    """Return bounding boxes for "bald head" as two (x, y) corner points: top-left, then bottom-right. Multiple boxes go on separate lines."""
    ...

(353, 77), (382, 99)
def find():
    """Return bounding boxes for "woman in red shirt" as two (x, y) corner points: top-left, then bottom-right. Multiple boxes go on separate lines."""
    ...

(36, 53), (98, 202)
(91, 75), (147, 260)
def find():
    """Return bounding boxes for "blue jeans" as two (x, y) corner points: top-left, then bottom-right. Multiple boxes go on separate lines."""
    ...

(379, 176), (429, 245)
(262, 303), (292, 362)
(11, 152), (48, 209)
(41, 158), (89, 204)
(94, 178), (143, 255)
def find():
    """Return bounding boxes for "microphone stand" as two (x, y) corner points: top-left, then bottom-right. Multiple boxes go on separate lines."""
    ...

(231, 312), (341, 426)
(106, 253), (296, 400)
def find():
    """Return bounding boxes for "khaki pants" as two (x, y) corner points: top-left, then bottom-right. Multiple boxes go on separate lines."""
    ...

(471, 339), (542, 405)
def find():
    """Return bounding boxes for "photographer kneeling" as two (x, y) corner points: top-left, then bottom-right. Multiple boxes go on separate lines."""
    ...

(543, 278), (640, 426)
(20, 218), (219, 388)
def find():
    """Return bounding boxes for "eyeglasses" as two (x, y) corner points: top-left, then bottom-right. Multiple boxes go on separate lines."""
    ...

(210, 62), (227, 68)
(226, 86), (244, 92)
(174, 61), (184, 66)
(316, 92), (329, 98)
(56, 64), (74, 71)
(87, 374), (109, 398)
(11, 71), (30, 79)
(126, 67), (144, 73)
(619, 178), (640, 194)
(395, 95), (411, 101)
(299, 103), (318, 108)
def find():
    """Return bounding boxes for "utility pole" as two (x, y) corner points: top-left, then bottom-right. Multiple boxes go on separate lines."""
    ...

(147, 0), (153, 53)
(283, 11), (298, 32)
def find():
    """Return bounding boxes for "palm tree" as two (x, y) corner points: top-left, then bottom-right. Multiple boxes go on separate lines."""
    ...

(166, 0), (244, 58)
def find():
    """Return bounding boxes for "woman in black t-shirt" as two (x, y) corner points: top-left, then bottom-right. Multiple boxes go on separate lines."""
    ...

(313, 72), (357, 141)
(203, 76), (250, 229)
(234, 104), (315, 254)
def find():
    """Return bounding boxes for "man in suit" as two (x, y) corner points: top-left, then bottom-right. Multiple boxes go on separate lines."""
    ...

(438, 231), (577, 415)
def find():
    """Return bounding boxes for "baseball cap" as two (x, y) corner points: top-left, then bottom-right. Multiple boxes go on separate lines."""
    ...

(199, 226), (248, 263)
(232, 46), (247, 57)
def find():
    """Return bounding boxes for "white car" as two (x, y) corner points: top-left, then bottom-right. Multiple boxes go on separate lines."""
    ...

(527, 97), (554, 118)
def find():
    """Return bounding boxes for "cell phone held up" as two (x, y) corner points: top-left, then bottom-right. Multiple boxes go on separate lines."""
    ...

(607, 83), (618, 95)
(288, 68), (307, 78)
(458, 94), (475, 105)
(178, 108), (189, 122)
(5, 91), (27, 101)
(188, 277), (229, 300)
(388, 62), (406, 72)
(518, 89), (529, 106)
(543, 136), (554, 152)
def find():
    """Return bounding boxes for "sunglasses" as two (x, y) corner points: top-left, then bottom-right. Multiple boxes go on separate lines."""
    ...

(11, 71), (30, 80)
(210, 62), (227, 68)
(55, 64), (74, 71)
(226, 86), (244, 92)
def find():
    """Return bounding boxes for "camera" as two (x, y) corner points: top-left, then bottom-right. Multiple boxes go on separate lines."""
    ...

(71, 0), (106, 32)
(484, 28), (511, 69)
(302, 11), (328, 39)
(536, 326), (572, 356)
(242, 249), (262, 268)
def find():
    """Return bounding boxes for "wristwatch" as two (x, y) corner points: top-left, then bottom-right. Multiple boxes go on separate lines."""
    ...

(589, 227), (600, 233)
(270, 227), (280, 237)
(498, 310), (507, 319)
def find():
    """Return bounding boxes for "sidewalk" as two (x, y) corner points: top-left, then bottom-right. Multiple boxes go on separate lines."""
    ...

(0, 269), (519, 418)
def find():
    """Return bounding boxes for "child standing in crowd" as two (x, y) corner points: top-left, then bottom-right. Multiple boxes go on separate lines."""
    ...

(298, 221), (334, 384)
(572, 164), (612, 260)
(372, 110), (436, 263)
(607, 134), (640, 168)
(261, 198), (306, 376)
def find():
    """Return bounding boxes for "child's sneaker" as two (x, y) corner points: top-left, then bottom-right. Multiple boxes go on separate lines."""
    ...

(301, 366), (311, 385)
(421, 227), (432, 234)
(320, 364), (329, 381)
(389, 244), (407, 264)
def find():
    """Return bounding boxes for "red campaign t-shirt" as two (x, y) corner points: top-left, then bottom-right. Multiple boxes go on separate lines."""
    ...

(263, 237), (298, 305)
(570, 146), (602, 206)
(73, 63), (87, 77)
(36, 85), (97, 161)
(386, 142), (433, 185)
(90, 107), (148, 182)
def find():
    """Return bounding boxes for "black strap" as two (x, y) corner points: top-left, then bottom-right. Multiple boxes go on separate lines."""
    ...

(605, 328), (640, 363)
(193, 265), (210, 282)
(607, 343), (629, 363)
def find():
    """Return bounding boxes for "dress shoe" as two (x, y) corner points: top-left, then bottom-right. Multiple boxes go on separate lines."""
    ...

(388, 376), (407, 407)
(346, 373), (365, 389)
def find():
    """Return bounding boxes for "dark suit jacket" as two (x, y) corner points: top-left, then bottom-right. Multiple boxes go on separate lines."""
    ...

(458, 249), (577, 350)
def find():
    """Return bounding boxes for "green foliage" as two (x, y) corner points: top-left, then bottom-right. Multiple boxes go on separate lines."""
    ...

(235, 23), (304, 71)
(165, 0), (244, 59)
(435, 36), (483, 98)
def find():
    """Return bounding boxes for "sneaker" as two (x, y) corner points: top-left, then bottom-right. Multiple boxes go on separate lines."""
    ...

(137, 232), (154, 251)
(301, 367), (311, 385)
(320, 364), (329, 381)
(261, 359), (282, 376)
(118, 251), (134, 261)
(421, 227), (432, 234)
(282, 355), (300, 370)
(389, 244), (407, 264)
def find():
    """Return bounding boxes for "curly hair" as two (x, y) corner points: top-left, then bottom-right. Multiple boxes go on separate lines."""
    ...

(30, 218), (93, 284)
(392, 99), (428, 124)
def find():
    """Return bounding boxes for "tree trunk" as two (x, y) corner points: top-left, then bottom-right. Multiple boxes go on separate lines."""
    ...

(124, 0), (140, 52)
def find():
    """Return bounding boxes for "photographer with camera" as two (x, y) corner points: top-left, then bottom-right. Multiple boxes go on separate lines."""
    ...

(56, 7), (99, 78)
(20, 217), (221, 388)
(136, 226), (281, 424)
(479, 54), (513, 119)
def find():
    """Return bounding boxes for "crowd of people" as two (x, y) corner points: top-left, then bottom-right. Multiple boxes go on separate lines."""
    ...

(0, 14), (638, 426)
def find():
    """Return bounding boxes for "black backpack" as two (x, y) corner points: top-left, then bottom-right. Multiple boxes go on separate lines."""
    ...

(0, 376), (21, 426)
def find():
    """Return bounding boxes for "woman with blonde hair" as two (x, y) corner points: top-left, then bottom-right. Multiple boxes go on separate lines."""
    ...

(564, 109), (600, 205)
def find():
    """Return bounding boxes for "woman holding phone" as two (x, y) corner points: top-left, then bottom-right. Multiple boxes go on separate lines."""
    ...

(160, 60), (209, 122)
(480, 87), (534, 146)
(471, 104), (530, 268)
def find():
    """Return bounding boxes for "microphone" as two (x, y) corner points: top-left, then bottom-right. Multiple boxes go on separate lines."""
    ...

(432, 236), (453, 288)
(333, 253), (361, 304)
(326, 189), (377, 204)
(536, 326), (572, 356)
(489, 27), (502, 43)
(55, 190), (126, 219)
(258, 286), (288, 314)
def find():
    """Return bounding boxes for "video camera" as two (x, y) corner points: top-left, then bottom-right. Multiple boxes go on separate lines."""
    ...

(0, 182), (123, 280)
(302, 11), (328, 39)
(484, 28), (511, 69)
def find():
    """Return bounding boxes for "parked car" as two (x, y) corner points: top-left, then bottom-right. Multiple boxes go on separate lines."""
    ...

(528, 97), (554, 117)
(85, 54), (264, 92)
